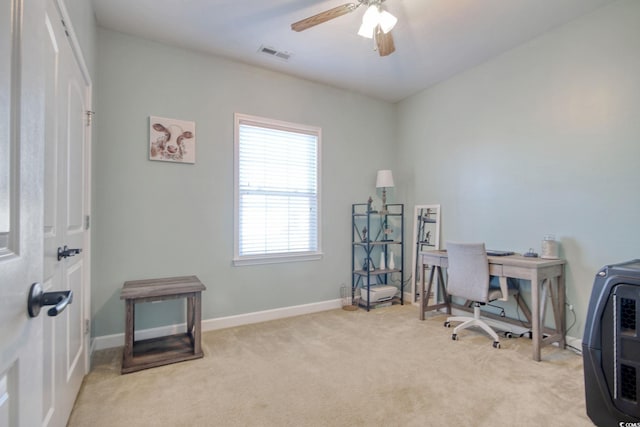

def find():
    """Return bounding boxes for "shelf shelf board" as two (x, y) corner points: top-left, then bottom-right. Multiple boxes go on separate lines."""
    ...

(122, 333), (202, 374)
(354, 240), (401, 246)
(353, 268), (401, 276)
(353, 213), (402, 217)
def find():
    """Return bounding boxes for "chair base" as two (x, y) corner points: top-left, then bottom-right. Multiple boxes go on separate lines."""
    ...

(445, 303), (500, 346)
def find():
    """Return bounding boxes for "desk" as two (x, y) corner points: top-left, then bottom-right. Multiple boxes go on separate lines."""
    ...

(419, 250), (566, 361)
(120, 275), (206, 374)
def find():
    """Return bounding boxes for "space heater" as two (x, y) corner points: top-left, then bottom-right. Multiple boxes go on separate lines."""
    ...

(583, 259), (640, 426)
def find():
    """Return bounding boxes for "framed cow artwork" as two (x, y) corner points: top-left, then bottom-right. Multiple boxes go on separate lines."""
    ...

(149, 116), (196, 164)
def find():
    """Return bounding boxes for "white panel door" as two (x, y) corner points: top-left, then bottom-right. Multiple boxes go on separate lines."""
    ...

(0, 0), (46, 426)
(42, 1), (90, 425)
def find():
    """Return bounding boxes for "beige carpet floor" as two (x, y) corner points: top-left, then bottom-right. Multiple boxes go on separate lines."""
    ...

(68, 305), (593, 426)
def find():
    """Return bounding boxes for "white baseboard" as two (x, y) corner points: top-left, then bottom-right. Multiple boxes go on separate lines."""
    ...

(92, 298), (342, 352)
(201, 299), (342, 331)
(403, 291), (414, 305)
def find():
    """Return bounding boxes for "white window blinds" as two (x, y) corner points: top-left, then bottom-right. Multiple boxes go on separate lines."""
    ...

(234, 114), (321, 264)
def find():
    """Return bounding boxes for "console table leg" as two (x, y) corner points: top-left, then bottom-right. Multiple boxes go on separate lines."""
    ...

(193, 293), (202, 355)
(123, 300), (135, 367)
(187, 295), (194, 338)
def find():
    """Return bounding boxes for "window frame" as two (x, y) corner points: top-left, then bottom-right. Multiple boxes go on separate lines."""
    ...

(233, 113), (322, 266)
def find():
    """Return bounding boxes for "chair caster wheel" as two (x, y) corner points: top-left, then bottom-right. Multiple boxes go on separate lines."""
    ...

(444, 321), (451, 328)
(493, 341), (501, 349)
(451, 333), (458, 341)
(505, 332), (514, 339)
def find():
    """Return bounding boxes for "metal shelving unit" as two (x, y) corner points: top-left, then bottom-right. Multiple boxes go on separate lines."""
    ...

(351, 203), (404, 311)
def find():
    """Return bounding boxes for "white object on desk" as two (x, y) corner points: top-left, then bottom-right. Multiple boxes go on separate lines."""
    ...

(541, 234), (559, 259)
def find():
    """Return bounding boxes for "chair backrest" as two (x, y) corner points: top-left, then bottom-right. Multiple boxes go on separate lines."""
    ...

(446, 242), (491, 302)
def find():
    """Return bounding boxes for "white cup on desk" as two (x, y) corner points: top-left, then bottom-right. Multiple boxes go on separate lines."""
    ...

(541, 234), (559, 259)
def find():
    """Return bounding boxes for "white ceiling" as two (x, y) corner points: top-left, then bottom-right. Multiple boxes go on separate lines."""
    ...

(92, 0), (615, 103)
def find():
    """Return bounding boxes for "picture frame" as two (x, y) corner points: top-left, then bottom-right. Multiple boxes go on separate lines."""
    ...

(149, 116), (196, 163)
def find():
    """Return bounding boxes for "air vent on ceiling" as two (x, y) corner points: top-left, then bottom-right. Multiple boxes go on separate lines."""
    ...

(258, 45), (292, 62)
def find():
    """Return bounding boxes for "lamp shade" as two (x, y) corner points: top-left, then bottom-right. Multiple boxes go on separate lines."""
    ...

(376, 170), (394, 188)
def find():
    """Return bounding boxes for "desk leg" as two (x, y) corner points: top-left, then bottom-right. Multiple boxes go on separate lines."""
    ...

(420, 266), (435, 320)
(549, 275), (566, 350)
(426, 266), (436, 310)
(515, 294), (533, 326)
(540, 279), (549, 330)
(436, 266), (450, 314)
(557, 273), (566, 349)
(531, 271), (541, 362)
(420, 265), (450, 318)
(123, 300), (135, 368)
(419, 265), (429, 320)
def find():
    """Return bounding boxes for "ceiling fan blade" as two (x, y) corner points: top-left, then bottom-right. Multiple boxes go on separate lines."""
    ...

(375, 26), (396, 57)
(291, 3), (357, 32)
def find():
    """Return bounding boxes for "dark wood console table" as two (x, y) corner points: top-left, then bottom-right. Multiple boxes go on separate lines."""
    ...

(120, 275), (206, 374)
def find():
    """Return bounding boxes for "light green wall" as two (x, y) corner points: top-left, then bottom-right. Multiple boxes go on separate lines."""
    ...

(92, 29), (397, 337)
(84, 0), (639, 340)
(397, 0), (640, 339)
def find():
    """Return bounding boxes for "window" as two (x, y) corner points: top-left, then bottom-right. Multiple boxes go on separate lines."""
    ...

(234, 113), (321, 265)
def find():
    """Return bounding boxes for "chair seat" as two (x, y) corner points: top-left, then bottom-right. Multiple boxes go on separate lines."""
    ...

(444, 242), (506, 347)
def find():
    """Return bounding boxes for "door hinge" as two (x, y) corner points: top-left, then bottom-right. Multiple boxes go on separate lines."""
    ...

(86, 110), (95, 127)
(60, 19), (70, 37)
(85, 319), (90, 335)
(85, 215), (90, 230)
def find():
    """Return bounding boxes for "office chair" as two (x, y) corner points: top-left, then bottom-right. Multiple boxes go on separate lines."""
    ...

(443, 242), (508, 348)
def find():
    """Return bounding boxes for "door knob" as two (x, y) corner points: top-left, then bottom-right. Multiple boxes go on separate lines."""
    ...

(27, 282), (74, 317)
(57, 245), (82, 261)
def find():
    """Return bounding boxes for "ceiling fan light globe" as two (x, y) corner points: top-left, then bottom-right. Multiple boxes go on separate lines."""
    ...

(378, 10), (397, 33)
(358, 22), (375, 38)
(362, 5), (380, 27)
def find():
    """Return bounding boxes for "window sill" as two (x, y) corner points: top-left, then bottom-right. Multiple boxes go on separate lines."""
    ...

(233, 252), (323, 266)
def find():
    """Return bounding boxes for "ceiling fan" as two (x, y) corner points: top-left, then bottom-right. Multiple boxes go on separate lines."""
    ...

(291, 0), (397, 57)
